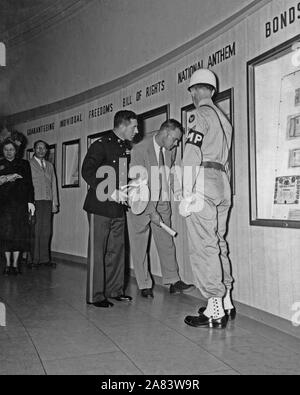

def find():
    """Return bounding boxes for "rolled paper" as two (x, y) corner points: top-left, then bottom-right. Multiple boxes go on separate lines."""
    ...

(159, 221), (177, 237)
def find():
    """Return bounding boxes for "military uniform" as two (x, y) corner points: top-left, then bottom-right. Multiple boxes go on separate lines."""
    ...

(182, 98), (234, 300)
(82, 131), (131, 304)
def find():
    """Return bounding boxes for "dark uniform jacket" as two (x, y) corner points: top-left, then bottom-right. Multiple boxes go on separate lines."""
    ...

(82, 130), (131, 218)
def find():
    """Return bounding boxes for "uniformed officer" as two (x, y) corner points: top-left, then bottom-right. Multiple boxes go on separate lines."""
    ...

(179, 69), (235, 329)
(82, 110), (138, 308)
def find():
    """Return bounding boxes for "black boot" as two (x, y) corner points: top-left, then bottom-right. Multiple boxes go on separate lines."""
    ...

(198, 306), (237, 321)
(185, 313), (228, 329)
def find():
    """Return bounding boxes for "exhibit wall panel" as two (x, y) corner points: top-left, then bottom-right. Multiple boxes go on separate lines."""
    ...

(245, 0), (300, 318)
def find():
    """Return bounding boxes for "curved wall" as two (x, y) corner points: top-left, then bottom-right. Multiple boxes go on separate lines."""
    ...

(1, 0), (254, 116)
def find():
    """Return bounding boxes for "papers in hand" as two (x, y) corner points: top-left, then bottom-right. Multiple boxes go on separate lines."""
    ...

(111, 178), (150, 215)
(159, 221), (177, 237)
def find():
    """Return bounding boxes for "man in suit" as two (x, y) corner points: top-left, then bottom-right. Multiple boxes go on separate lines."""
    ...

(82, 110), (138, 308)
(127, 119), (194, 298)
(30, 140), (58, 267)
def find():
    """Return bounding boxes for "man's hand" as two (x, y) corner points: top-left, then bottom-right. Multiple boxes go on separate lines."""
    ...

(149, 211), (162, 227)
(111, 189), (128, 205)
(28, 203), (35, 216)
(179, 198), (192, 218)
(52, 203), (59, 214)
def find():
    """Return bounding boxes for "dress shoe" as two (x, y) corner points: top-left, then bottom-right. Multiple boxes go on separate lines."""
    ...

(184, 313), (228, 329)
(87, 299), (114, 308)
(169, 281), (195, 294)
(198, 306), (236, 321)
(3, 267), (10, 276)
(33, 262), (41, 269)
(112, 295), (132, 302)
(141, 289), (154, 298)
(43, 261), (57, 268)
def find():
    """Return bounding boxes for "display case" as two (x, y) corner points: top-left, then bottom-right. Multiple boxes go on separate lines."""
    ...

(87, 130), (111, 149)
(47, 144), (56, 167)
(26, 148), (34, 161)
(136, 104), (170, 143)
(62, 139), (81, 188)
(248, 35), (300, 228)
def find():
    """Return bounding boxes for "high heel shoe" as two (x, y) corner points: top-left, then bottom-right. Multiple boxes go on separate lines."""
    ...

(3, 266), (10, 276)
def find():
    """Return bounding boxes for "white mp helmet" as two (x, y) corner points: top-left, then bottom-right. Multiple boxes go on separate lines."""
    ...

(188, 69), (217, 93)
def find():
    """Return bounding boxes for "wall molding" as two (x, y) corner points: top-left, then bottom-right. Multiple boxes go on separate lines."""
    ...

(52, 250), (300, 341)
(6, 0), (272, 126)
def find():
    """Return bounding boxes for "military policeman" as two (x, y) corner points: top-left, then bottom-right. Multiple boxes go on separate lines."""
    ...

(179, 69), (235, 329)
(82, 110), (138, 308)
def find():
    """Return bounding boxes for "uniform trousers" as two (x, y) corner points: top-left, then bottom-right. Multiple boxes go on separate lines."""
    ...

(186, 168), (233, 299)
(127, 201), (180, 290)
(87, 214), (125, 303)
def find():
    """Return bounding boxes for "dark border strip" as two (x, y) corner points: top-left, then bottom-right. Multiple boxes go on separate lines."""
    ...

(6, 0), (271, 126)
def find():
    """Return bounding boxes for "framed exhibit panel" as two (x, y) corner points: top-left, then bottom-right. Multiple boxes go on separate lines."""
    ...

(248, 35), (300, 228)
(47, 144), (56, 167)
(26, 148), (34, 161)
(87, 130), (111, 149)
(136, 104), (170, 143)
(181, 88), (235, 193)
(62, 139), (81, 188)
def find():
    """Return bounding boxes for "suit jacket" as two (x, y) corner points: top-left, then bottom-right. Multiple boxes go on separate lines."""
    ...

(129, 131), (177, 215)
(30, 158), (59, 206)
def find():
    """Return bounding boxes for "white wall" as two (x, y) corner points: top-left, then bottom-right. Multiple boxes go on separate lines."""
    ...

(1, 0), (254, 115)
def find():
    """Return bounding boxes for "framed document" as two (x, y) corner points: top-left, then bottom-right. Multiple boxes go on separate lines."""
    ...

(248, 34), (300, 228)
(289, 148), (300, 168)
(181, 88), (235, 194)
(287, 114), (300, 139)
(274, 176), (300, 205)
(87, 130), (111, 149)
(136, 104), (170, 143)
(295, 88), (300, 107)
(26, 148), (34, 161)
(62, 139), (81, 188)
(47, 144), (56, 167)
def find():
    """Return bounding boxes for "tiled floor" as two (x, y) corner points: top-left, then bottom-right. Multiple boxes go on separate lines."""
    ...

(0, 262), (299, 375)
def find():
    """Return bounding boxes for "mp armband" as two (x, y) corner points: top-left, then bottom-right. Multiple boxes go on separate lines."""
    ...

(186, 130), (204, 148)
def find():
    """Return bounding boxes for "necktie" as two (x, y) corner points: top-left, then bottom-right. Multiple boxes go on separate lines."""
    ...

(159, 147), (169, 201)
(41, 160), (46, 171)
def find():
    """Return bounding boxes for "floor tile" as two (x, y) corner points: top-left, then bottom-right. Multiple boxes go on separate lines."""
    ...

(31, 327), (119, 361)
(44, 352), (142, 375)
(0, 262), (299, 375)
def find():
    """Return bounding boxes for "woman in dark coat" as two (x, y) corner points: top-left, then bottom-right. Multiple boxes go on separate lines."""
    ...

(0, 139), (35, 275)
